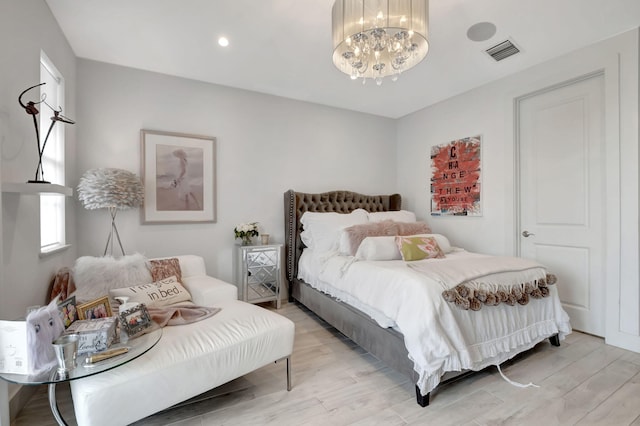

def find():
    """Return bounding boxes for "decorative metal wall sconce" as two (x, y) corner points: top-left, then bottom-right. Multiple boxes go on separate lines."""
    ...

(18, 82), (75, 184)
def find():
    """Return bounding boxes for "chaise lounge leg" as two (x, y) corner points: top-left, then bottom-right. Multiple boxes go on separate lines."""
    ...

(286, 356), (292, 391)
(415, 385), (429, 407)
(549, 334), (560, 347)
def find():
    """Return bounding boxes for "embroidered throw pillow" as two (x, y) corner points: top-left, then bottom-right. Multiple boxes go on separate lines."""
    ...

(396, 236), (445, 261)
(411, 234), (453, 254)
(148, 258), (183, 283)
(109, 276), (192, 308)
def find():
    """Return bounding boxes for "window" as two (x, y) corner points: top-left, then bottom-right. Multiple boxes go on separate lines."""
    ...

(39, 52), (67, 254)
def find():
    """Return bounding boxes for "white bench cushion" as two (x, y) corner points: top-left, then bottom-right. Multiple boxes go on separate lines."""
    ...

(70, 299), (294, 426)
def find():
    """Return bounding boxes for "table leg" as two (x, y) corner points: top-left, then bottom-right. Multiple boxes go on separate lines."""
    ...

(286, 356), (291, 391)
(47, 383), (68, 426)
(0, 380), (9, 426)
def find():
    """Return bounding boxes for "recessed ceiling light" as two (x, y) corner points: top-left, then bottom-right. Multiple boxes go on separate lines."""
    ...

(466, 22), (497, 42)
(218, 37), (229, 47)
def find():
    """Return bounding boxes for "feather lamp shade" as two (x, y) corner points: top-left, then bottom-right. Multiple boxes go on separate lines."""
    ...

(77, 168), (144, 256)
(77, 168), (144, 210)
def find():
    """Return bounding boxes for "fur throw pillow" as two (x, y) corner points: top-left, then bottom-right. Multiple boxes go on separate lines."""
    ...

(395, 221), (432, 236)
(341, 220), (433, 256)
(73, 253), (152, 304)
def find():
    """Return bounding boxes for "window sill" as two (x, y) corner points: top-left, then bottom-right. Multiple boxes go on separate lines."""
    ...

(39, 244), (71, 258)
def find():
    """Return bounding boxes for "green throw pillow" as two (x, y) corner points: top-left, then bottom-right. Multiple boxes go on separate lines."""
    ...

(395, 236), (445, 261)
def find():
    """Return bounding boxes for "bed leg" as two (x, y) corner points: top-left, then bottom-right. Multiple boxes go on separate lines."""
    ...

(415, 386), (429, 407)
(549, 334), (560, 347)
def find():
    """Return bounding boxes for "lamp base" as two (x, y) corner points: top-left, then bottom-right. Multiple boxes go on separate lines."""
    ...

(104, 207), (126, 257)
(27, 180), (51, 184)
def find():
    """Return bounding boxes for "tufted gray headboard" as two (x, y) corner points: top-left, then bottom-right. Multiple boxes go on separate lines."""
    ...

(283, 189), (402, 293)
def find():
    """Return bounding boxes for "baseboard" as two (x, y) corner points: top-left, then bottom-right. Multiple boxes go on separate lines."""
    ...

(9, 384), (37, 421)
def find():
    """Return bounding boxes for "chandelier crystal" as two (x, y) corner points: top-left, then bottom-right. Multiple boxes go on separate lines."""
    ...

(332, 0), (429, 85)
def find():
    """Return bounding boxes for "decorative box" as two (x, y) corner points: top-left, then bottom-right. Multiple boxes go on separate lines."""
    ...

(0, 320), (29, 374)
(64, 317), (117, 354)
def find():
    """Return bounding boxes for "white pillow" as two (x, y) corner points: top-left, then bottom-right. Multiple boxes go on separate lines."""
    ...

(73, 253), (152, 303)
(355, 236), (402, 261)
(354, 233), (453, 261)
(338, 231), (353, 255)
(368, 210), (416, 223)
(300, 209), (369, 253)
(109, 276), (192, 308)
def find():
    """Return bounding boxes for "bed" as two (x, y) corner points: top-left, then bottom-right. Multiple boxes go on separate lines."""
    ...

(283, 189), (571, 406)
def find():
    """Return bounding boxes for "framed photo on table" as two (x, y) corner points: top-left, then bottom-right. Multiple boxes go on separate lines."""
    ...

(141, 129), (217, 224)
(77, 296), (113, 320)
(57, 296), (78, 328)
(118, 304), (153, 337)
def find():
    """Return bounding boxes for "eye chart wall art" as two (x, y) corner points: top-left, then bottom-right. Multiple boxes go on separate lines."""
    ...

(430, 135), (481, 216)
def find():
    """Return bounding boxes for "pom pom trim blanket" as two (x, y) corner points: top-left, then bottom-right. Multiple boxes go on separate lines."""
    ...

(406, 255), (557, 311)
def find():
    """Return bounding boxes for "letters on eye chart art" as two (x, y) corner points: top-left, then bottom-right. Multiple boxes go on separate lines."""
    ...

(430, 135), (481, 216)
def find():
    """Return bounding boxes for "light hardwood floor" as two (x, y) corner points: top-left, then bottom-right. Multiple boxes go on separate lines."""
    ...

(12, 302), (640, 426)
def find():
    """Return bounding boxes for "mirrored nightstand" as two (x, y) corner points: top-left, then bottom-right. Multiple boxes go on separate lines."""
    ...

(233, 244), (282, 308)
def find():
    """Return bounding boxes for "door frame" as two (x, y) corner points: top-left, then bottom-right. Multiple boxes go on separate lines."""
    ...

(513, 60), (624, 347)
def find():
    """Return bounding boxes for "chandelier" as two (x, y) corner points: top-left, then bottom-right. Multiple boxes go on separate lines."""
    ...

(332, 0), (429, 85)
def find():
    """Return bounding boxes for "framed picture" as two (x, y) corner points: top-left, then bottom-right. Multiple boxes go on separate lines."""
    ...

(430, 135), (482, 216)
(141, 129), (216, 223)
(118, 304), (152, 337)
(57, 295), (78, 328)
(77, 296), (113, 320)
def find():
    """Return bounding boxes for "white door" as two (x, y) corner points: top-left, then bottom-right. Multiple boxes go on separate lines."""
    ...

(518, 73), (605, 336)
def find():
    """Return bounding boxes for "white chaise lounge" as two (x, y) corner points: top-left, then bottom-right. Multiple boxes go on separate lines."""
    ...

(69, 255), (295, 426)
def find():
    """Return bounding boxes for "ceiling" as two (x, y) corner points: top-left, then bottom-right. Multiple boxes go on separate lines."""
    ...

(45, 0), (640, 118)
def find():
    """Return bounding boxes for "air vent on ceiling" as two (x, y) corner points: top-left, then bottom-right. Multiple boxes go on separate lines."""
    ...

(485, 39), (520, 61)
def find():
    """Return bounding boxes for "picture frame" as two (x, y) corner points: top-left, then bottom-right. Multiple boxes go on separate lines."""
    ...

(118, 304), (153, 337)
(141, 129), (217, 224)
(57, 295), (78, 328)
(430, 135), (482, 216)
(77, 296), (113, 320)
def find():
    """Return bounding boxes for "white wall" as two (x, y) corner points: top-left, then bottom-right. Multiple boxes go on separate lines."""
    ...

(75, 59), (397, 283)
(0, 0), (78, 421)
(397, 29), (640, 351)
(0, 1), (78, 320)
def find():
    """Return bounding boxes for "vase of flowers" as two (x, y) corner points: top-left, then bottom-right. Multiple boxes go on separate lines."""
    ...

(234, 222), (259, 246)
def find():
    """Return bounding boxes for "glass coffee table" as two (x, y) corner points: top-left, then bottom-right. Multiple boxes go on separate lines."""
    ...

(0, 325), (162, 426)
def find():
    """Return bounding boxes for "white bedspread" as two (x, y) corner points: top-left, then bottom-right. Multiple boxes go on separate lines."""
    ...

(298, 249), (572, 395)
(407, 254), (547, 289)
